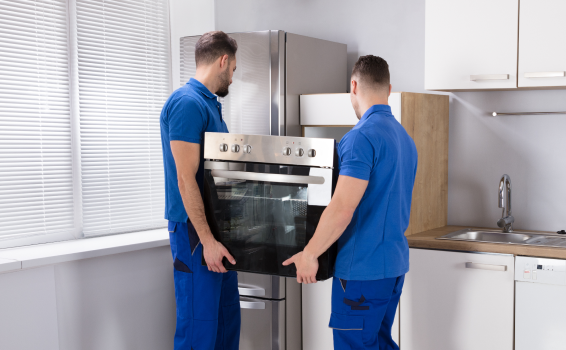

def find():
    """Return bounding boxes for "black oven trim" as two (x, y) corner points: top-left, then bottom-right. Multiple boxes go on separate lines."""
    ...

(202, 161), (338, 280)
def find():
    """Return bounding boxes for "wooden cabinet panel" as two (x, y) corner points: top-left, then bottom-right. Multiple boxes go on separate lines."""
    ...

(401, 93), (448, 236)
(518, 0), (566, 88)
(425, 0), (519, 90)
(400, 248), (515, 350)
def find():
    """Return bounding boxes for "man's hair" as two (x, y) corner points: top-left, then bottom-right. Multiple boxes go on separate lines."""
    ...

(351, 55), (390, 91)
(195, 31), (238, 67)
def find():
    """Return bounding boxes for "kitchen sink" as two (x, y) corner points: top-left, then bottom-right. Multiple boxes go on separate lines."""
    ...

(438, 229), (566, 248)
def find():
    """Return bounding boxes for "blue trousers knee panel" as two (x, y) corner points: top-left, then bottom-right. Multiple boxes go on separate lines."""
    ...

(330, 275), (405, 350)
(169, 221), (241, 350)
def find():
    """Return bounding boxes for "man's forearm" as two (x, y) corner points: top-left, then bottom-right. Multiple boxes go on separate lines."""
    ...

(303, 201), (354, 259)
(178, 176), (215, 245)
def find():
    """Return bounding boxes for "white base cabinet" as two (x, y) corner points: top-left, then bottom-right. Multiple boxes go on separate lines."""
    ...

(302, 279), (400, 350)
(400, 248), (514, 350)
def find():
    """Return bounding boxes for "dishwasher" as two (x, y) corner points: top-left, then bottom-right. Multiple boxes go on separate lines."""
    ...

(515, 256), (566, 350)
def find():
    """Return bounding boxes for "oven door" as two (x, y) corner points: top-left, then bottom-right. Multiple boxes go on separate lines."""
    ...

(203, 161), (336, 280)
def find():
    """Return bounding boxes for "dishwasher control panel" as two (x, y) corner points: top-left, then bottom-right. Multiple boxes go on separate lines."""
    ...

(515, 256), (566, 286)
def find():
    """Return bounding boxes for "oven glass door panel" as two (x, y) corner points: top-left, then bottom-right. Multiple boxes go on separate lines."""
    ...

(203, 163), (336, 280)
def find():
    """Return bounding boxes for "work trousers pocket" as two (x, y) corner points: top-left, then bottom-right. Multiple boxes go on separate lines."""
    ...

(329, 312), (365, 350)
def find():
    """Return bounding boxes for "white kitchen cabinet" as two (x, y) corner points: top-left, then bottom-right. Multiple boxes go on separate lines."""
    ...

(400, 248), (514, 350)
(300, 92), (402, 127)
(425, 0), (519, 90)
(518, 0), (566, 88)
(302, 279), (400, 350)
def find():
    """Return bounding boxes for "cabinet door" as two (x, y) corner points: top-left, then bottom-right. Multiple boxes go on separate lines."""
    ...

(400, 249), (514, 350)
(518, 0), (566, 88)
(299, 92), (402, 126)
(425, 0), (519, 90)
(302, 279), (334, 350)
(303, 279), (400, 350)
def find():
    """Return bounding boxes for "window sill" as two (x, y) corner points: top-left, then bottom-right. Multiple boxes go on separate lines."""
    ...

(0, 228), (170, 274)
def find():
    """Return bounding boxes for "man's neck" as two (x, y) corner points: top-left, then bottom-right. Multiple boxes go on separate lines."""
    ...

(194, 70), (217, 95)
(359, 96), (389, 117)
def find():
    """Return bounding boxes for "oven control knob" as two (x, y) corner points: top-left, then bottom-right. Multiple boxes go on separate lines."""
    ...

(242, 145), (252, 154)
(308, 149), (316, 157)
(282, 147), (292, 156)
(295, 148), (304, 157)
(231, 144), (240, 153)
(219, 143), (228, 152)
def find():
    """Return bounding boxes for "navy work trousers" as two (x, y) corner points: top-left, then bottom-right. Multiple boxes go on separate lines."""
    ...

(330, 275), (405, 350)
(169, 221), (241, 350)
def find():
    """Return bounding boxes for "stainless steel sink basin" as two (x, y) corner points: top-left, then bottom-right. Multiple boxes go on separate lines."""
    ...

(438, 229), (566, 248)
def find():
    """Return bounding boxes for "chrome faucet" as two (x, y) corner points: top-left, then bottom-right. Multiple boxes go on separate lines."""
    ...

(497, 174), (514, 232)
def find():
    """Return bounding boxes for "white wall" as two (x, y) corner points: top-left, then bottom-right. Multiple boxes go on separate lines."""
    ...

(448, 90), (566, 232)
(0, 266), (60, 350)
(170, 0), (215, 89)
(0, 247), (175, 350)
(215, 0), (566, 232)
(215, 0), (425, 93)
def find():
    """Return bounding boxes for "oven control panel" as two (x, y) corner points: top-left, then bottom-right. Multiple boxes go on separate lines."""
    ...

(203, 132), (335, 168)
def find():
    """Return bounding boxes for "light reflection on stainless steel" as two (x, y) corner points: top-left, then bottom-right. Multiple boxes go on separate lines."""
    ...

(438, 228), (566, 248)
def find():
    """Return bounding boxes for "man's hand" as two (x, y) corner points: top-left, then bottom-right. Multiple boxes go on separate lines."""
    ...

(283, 250), (319, 284)
(202, 238), (236, 273)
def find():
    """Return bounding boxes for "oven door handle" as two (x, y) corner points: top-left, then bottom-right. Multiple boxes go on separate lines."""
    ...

(210, 170), (325, 185)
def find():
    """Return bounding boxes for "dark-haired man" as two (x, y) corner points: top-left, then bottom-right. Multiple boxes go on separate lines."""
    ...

(284, 56), (418, 350)
(160, 31), (240, 350)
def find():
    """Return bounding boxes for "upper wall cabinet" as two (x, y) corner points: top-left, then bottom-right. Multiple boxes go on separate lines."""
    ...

(518, 0), (566, 88)
(425, 0), (519, 91)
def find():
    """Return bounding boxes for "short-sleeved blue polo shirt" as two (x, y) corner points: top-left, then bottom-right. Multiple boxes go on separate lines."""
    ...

(334, 104), (418, 281)
(160, 78), (228, 223)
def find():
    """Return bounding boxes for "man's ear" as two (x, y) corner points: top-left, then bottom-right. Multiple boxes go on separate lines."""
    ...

(219, 54), (229, 69)
(351, 79), (358, 95)
(388, 84), (392, 97)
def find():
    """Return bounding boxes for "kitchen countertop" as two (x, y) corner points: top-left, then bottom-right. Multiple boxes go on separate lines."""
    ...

(408, 225), (566, 260)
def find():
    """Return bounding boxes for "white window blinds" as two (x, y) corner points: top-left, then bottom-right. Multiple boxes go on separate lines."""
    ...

(76, 0), (170, 236)
(0, 0), (77, 244)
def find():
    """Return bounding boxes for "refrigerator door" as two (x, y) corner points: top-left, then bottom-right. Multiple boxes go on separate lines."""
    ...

(238, 271), (285, 299)
(285, 33), (347, 137)
(240, 296), (285, 350)
(179, 31), (277, 136)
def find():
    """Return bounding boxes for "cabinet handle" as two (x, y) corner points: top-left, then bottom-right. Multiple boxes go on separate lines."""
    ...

(470, 74), (510, 81)
(240, 300), (266, 310)
(465, 262), (507, 271)
(524, 71), (565, 78)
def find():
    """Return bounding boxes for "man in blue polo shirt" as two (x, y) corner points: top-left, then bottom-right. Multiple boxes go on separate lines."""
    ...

(284, 55), (418, 349)
(160, 31), (240, 350)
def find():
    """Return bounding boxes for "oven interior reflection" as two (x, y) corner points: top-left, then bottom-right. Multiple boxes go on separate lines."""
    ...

(209, 177), (309, 276)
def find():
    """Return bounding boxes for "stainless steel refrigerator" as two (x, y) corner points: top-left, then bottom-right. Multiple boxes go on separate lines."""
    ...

(180, 30), (347, 350)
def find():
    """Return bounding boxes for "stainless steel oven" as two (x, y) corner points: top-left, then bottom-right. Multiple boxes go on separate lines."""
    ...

(203, 132), (338, 281)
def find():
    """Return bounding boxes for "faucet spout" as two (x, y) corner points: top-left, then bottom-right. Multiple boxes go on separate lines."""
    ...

(497, 174), (514, 232)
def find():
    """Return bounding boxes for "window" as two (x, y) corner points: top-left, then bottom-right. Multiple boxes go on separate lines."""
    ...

(0, 0), (170, 249)
(76, 0), (169, 236)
